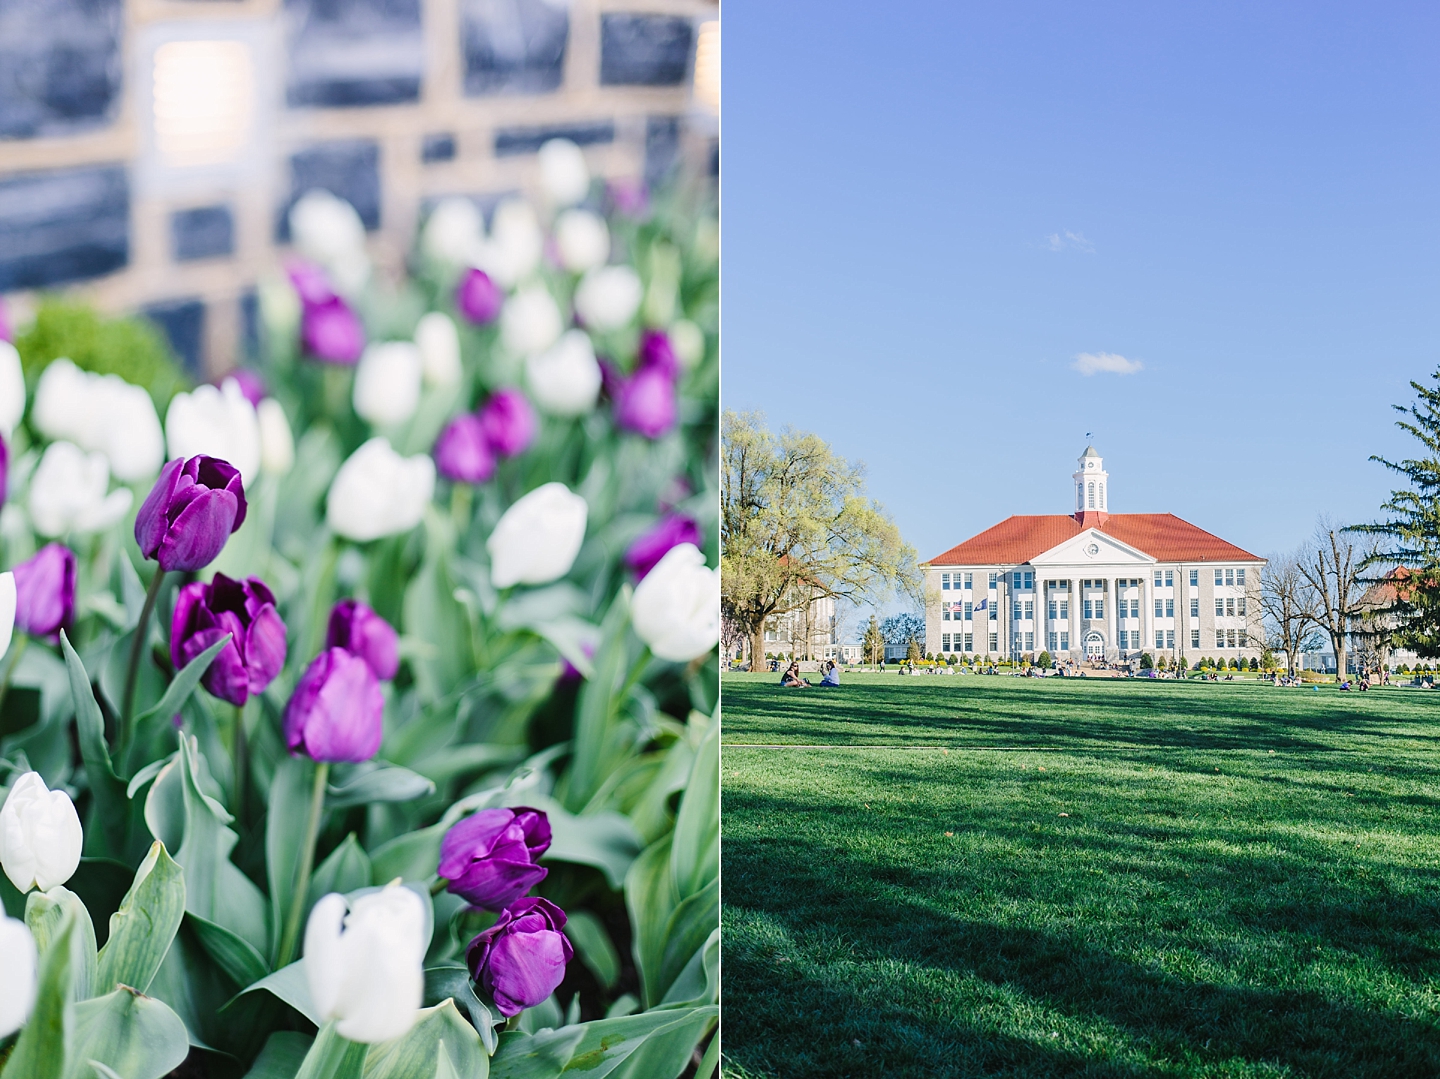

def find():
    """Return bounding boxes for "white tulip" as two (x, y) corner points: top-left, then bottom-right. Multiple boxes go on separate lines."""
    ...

(0, 771), (82, 894)
(165, 378), (261, 487)
(0, 342), (26, 436)
(538, 139), (590, 206)
(257, 398), (295, 477)
(415, 313), (462, 390)
(28, 441), (133, 538)
(488, 482), (588, 589)
(670, 320), (706, 370)
(631, 544), (719, 662)
(0, 916), (36, 1038)
(0, 572), (13, 662)
(290, 190), (370, 295)
(488, 199), (543, 285)
(525, 331), (601, 417)
(422, 197), (484, 267)
(327, 437), (436, 543)
(304, 884), (426, 1044)
(33, 359), (164, 482)
(574, 266), (642, 332)
(353, 343), (423, 428)
(554, 210), (609, 274)
(501, 285), (563, 356)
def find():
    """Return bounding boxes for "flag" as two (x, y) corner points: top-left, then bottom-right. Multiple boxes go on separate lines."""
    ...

(976, 598), (988, 611)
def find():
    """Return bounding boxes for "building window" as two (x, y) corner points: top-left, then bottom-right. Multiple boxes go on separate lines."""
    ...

(1166, 630), (1175, 649)
(1024, 600), (1034, 619)
(1215, 598), (1224, 617)
(1118, 630), (1127, 649)
(1237, 597), (1246, 616)
(1190, 598), (1199, 618)
(988, 573), (997, 589)
(1048, 600), (1058, 620)
(942, 633), (951, 651)
(1060, 632), (1069, 650)
(1192, 629), (1201, 649)
(1154, 571), (1162, 587)
(1013, 572), (1022, 588)
(1059, 600), (1069, 619)
(1225, 568), (1235, 586)
(1152, 631), (1161, 650)
(1048, 632), (1058, 650)
(1215, 569), (1223, 586)
(1083, 599), (1093, 620)
(965, 573), (973, 588)
(1216, 630), (1225, 648)
(989, 633), (998, 651)
(1025, 632), (1034, 651)
(1236, 568), (1246, 585)
(1165, 570), (1174, 587)
(1087, 482), (1095, 508)
(1165, 599), (1174, 618)
(1013, 602), (1022, 622)
(1239, 630), (1248, 647)
(964, 602), (973, 620)
(942, 573), (951, 590)
(943, 608), (951, 621)
(1225, 598), (1235, 617)
(1095, 599), (1104, 619)
(1190, 569), (1199, 587)
(1154, 599), (1163, 619)
(1023, 571), (1034, 588)
(964, 633), (973, 651)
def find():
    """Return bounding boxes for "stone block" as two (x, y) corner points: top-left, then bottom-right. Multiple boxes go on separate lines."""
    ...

(171, 205), (235, 262)
(0, 0), (122, 138)
(0, 164), (128, 291)
(494, 120), (614, 157)
(286, 0), (424, 107)
(462, 0), (568, 96)
(144, 297), (206, 376)
(278, 140), (381, 240)
(600, 14), (692, 87)
(422, 133), (456, 163)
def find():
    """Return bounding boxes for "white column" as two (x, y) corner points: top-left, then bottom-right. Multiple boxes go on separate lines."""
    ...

(1106, 577), (1116, 660)
(1142, 570), (1153, 657)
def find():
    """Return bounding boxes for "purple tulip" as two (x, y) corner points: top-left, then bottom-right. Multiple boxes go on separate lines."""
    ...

(606, 179), (649, 220)
(559, 640), (596, 683)
(326, 598), (399, 681)
(625, 514), (702, 580)
(456, 268), (503, 325)
(0, 433), (8, 511)
(636, 331), (680, 380)
(439, 807), (551, 910)
(0, 297), (11, 343)
(477, 389), (537, 458)
(287, 260), (335, 305)
(466, 897), (572, 1017)
(136, 456), (247, 573)
(224, 369), (266, 408)
(12, 543), (76, 640)
(301, 296), (365, 365)
(614, 366), (677, 439)
(434, 414), (497, 484)
(171, 574), (287, 706)
(283, 647), (385, 763)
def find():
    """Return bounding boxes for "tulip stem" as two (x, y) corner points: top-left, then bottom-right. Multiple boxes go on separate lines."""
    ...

(277, 759), (330, 968)
(429, 876), (447, 896)
(119, 569), (166, 763)
(232, 702), (248, 822)
(0, 634), (29, 717)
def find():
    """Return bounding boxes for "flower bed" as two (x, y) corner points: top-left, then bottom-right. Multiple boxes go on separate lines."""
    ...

(0, 142), (717, 1078)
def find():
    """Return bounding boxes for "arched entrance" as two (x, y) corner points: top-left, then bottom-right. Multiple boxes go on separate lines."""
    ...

(1083, 631), (1105, 660)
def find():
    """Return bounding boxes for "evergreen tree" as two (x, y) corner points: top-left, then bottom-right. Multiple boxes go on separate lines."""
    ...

(1350, 368), (1440, 655)
(1037, 650), (1052, 669)
(1139, 652), (1153, 669)
(862, 614), (885, 665)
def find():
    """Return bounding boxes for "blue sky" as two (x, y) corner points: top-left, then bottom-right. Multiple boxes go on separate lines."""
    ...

(722, 1), (1440, 577)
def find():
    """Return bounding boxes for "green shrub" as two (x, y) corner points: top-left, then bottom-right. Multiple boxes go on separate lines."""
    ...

(1139, 652), (1153, 669)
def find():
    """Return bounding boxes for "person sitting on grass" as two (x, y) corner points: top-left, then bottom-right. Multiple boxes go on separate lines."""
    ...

(781, 662), (810, 688)
(817, 661), (841, 687)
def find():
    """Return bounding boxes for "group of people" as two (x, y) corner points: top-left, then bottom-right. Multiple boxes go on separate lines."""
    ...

(780, 660), (841, 688)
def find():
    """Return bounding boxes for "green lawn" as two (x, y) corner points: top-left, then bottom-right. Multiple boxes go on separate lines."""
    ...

(721, 673), (1440, 1078)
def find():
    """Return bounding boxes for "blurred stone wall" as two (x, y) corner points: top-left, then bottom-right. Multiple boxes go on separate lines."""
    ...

(0, 0), (717, 375)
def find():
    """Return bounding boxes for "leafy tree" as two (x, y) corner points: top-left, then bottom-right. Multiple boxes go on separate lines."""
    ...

(862, 614), (885, 666)
(722, 411), (919, 667)
(1178, 656), (1189, 671)
(1230, 657), (1240, 670)
(1139, 652), (1153, 670)
(1157, 654), (1169, 670)
(1249, 657), (1259, 671)
(906, 639), (922, 664)
(1260, 647), (1276, 670)
(882, 613), (925, 654)
(1037, 650), (1052, 669)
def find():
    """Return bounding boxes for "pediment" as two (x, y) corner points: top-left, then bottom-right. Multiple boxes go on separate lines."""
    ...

(1029, 529), (1155, 567)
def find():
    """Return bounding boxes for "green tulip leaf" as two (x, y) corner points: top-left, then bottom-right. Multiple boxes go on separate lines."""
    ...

(2, 909), (75, 1079)
(623, 834), (675, 1008)
(362, 999), (487, 1079)
(655, 878), (719, 1008)
(325, 763), (435, 810)
(423, 965), (497, 1055)
(60, 631), (132, 861)
(563, 911), (620, 992)
(187, 910), (270, 989)
(96, 841), (185, 995)
(294, 1022), (367, 1079)
(26, 885), (98, 1002)
(243, 1032), (315, 1079)
(536, 799), (642, 890)
(65, 987), (189, 1079)
(306, 833), (373, 913)
(657, 927), (719, 1009)
(489, 1007), (718, 1079)
(669, 715), (717, 901)
(368, 820), (447, 886)
(266, 756), (314, 967)
(237, 960), (321, 1027)
(131, 634), (232, 727)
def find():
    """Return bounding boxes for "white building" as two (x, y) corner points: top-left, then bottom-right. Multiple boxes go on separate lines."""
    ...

(761, 592), (839, 662)
(923, 447), (1266, 665)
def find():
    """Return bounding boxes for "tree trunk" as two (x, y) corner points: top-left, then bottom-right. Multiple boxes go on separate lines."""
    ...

(1332, 630), (1347, 681)
(750, 625), (766, 673)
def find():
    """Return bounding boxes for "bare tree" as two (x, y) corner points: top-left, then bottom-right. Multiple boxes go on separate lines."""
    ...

(1298, 520), (1370, 679)
(1259, 548), (1320, 675)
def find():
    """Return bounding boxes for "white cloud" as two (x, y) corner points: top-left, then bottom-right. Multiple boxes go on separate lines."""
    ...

(1044, 230), (1094, 253)
(1072, 352), (1143, 376)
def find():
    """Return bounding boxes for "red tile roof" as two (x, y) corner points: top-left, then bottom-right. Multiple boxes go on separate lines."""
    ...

(926, 514), (1263, 566)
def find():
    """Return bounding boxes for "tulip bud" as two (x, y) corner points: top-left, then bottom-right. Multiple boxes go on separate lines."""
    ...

(669, 320), (706, 370)
(625, 514), (702, 580)
(574, 266), (642, 333)
(326, 438), (436, 543)
(289, 190), (370, 295)
(415, 312), (463, 389)
(0, 572), (14, 663)
(33, 360), (165, 483)
(477, 389), (537, 458)
(553, 210), (609, 274)
(537, 139), (590, 206)
(614, 366), (678, 439)
(466, 897), (572, 1017)
(171, 574), (287, 707)
(487, 482), (588, 589)
(524, 330), (602, 418)
(165, 378), (262, 488)
(353, 342), (423, 427)
(489, 199), (543, 284)
(433, 414), (496, 485)
(258, 398), (296, 476)
(423, 197), (484, 267)
(456, 268), (504, 326)
(630, 543), (719, 662)
(500, 285), (562, 356)
(439, 807), (550, 911)
(27, 442), (133, 538)
(0, 771), (82, 893)
(0, 433), (8, 512)
(0, 342), (25, 436)
(606, 178), (649, 219)
(284, 647), (385, 762)
(304, 883), (426, 1044)
(135, 456), (247, 573)
(0, 297), (10, 343)
(636, 330), (680, 379)
(326, 598), (399, 681)
(12, 543), (76, 640)
(301, 296), (366, 365)
(0, 916), (36, 1038)
(225, 368), (266, 407)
